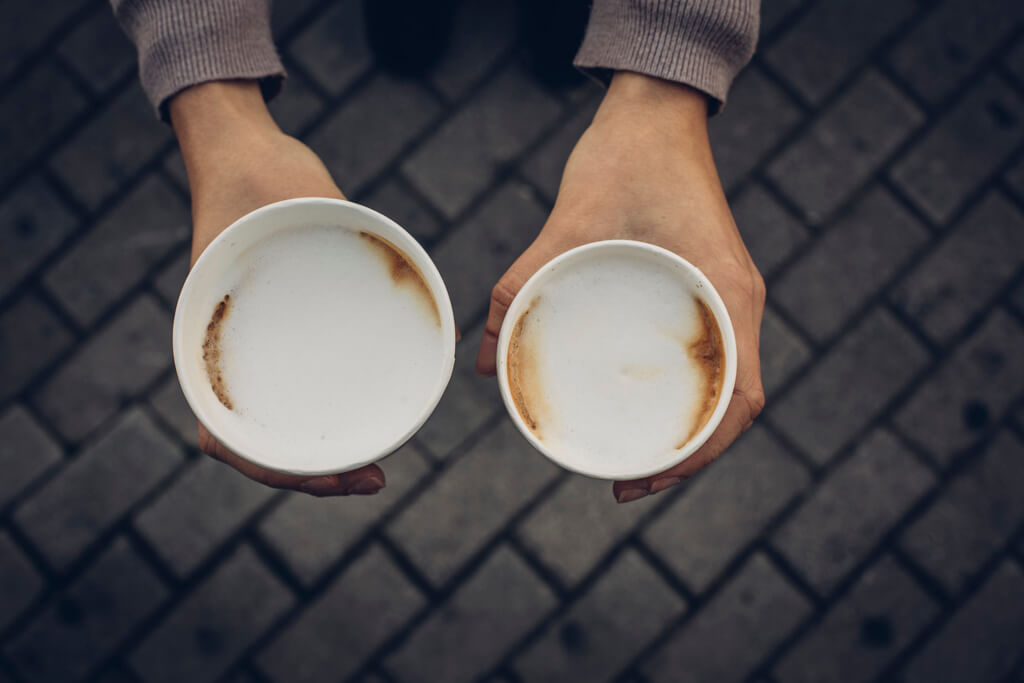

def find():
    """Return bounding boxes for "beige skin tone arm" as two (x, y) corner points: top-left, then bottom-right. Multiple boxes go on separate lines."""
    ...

(475, 71), (766, 503)
(170, 81), (385, 497)
(167, 72), (765, 502)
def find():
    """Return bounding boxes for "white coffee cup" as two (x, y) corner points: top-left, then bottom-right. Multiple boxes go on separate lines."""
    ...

(172, 198), (457, 476)
(496, 240), (737, 480)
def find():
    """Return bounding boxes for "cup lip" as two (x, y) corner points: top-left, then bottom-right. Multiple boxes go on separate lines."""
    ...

(172, 196), (457, 477)
(495, 239), (738, 481)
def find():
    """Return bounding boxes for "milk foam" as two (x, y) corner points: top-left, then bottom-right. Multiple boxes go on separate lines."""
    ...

(508, 250), (718, 475)
(206, 225), (445, 470)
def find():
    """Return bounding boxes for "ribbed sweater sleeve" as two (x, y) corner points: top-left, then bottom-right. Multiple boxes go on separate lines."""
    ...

(110, 0), (285, 121)
(574, 0), (759, 111)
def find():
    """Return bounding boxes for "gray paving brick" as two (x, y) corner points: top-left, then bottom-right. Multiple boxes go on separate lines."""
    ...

(431, 0), (517, 99)
(771, 311), (929, 463)
(891, 76), (1024, 223)
(760, 307), (812, 398)
(0, 175), (78, 299)
(645, 554), (813, 683)
(891, 192), (1024, 344)
(308, 75), (441, 194)
(415, 322), (504, 459)
(14, 408), (182, 570)
(161, 147), (188, 192)
(732, 183), (808, 278)
(0, 531), (43, 632)
(761, 0), (807, 36)
(129, 545), (293, 683)
(429, 180), (546, 325)
(773, 187), (929, 341)
(521, 97), (599, 201)
(93, 664), (142, 683)
(514, 550), (686, 682)
(0, 63), (87, 184)
(900, 561), (1024, 683)
(768, 71), (923, 222)
(5, 538), (167, 682)
(34, 294), (172, 442)
(901, 431), (1024, 594)
(644, 426), (810, 592)
(1007, 156), (1024, 202)
(404, 66), (562, 218)
(151, 249), (189, 308)
(44, 176), (188, 326)
(288, 0), (370, 95)
(0, 293), (74, 403)
(888, 0), (1024, 105)
(1012, 278), (1024, 318)
(764, 0), (916, 104)
(257, 544), (425, 683)
(57, 7), (135, 93)
(516, 476), (655, 587)
(773, 430), (935, 594)
(52, 84), (170, 209)
(361, 179), (443, 244)
(895, 310), (1024, 464)
(773, 555), (939, 683)
(386, 545), (556, 683)
(1008, 35), (1024, 83)
(0, 0), (89, 79)
(710, 67), (802, 191)
(259, 444), (430, 585)
(268, 69), (324, 137)
(271, 0), (320, 37)
(0, 406), (62, 508)
(135, 457), (276, 577)
(147, 374), (199, 449)
(387, 419), (559, 587)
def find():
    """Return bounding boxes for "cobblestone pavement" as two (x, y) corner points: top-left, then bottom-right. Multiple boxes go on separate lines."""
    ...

(2, 0), (1024, 681)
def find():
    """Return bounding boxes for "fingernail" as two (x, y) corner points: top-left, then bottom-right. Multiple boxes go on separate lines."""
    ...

(650, 477), (681, 494)
(617, 488), (649, 504)
(348, 477), (384, 496)
(299, 476), (340, 497)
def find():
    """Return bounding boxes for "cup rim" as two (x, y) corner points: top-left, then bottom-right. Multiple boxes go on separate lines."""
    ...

(495, 239), (738, 480)
(172, 196), (457, 476)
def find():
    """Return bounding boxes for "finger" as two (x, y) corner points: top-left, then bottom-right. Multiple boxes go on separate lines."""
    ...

(475, 242), (556, 376)
(613, 286), (765, 503)
(475, 280), (516, 377)
(198, 424), (386, 496)
(612, 384), (762, 503)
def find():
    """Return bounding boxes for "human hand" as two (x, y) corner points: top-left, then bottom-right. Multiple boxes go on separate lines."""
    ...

(170, 81), (385, 497)
(475, 72), (765, 502)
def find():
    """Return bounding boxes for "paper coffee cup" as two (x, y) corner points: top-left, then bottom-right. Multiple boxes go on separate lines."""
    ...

(496, 240), (737, 480)
(172, 198), (456, 476)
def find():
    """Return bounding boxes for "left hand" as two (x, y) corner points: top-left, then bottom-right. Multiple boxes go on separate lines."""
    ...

(475, 72), (766, 503)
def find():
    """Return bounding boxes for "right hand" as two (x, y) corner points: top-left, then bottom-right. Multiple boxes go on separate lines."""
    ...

(171, 81), (385, 497)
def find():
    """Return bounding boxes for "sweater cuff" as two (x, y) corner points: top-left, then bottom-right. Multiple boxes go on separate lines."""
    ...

(573, 0), (759, 112)
(112, 0), (286, 121)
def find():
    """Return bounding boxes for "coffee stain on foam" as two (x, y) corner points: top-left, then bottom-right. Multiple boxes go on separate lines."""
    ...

(675, 296), (725, 450)
(507, 297), (550, 439)
(203, 294), (233, 410)
(359, 232), (441, 327)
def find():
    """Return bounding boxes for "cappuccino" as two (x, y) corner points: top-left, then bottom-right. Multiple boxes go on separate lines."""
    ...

(498, 241), (735, 480)
(174, 199), (456, 476)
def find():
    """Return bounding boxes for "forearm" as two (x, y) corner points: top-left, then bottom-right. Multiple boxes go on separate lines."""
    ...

(595, 72), (719, 188)
(169, 80), (279, 184)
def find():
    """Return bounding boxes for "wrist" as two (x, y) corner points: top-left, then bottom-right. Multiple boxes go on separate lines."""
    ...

(170, 81), (280, 151)
(600, 72), (709, 132)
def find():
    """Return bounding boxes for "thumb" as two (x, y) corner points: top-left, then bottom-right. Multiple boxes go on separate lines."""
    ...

(475, 244), (555, 376)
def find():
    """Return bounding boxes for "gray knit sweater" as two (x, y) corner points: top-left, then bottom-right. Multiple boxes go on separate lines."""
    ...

(111, 0), (758, 120)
